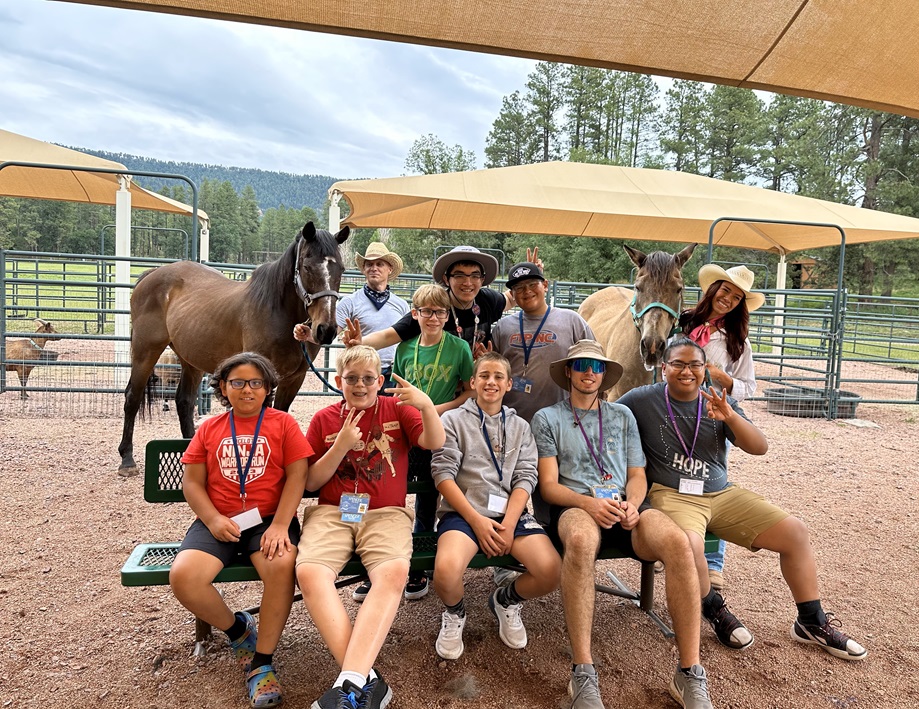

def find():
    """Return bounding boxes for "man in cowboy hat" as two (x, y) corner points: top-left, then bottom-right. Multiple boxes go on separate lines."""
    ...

(531, 340), (713, 709)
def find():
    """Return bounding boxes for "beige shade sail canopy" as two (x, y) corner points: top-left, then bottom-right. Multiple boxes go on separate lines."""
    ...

(0, 128), (207, 224)
(331, 162), (919, 256)
(61, 0), (919, 119)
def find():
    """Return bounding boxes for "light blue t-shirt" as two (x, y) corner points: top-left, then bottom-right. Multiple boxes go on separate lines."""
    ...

(531, 399), (645, 494)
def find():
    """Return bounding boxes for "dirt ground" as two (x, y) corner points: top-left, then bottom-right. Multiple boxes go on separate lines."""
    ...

(2, 399), (918, 709)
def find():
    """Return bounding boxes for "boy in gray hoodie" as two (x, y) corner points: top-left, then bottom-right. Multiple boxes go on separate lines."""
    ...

(430, 352), (561, 660)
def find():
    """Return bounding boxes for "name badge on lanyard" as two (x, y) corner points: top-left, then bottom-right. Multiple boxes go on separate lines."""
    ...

(664, 386), (705, 495)
(229, 408), (266, 528)
(339, 492), (371, 523)
(514, 307), (551, 394)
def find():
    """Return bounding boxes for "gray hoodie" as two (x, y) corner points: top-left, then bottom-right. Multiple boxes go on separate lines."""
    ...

(432, 397), (538, 521)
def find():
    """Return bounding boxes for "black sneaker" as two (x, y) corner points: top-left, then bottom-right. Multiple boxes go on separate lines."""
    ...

(352, 580), (372, 603)
(404, 572), (429, 600)
(703, 596), (753, 649)
(792, 613), (867, 661)
(362, 670), (393, 709)
(310, 681), (367, 709)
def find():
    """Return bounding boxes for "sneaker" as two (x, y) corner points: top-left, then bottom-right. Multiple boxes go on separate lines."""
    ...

(362, 669), (393, 709)
(791, 614), (867, 661)
(669, 665), (714, 709)
(489, 588), (527, 649)
(493, 566), (521, 588)
(310, 681), (367, 709)
(352, 580), (372, 603)
(404, 572), (429, 601)
(704, 596), (753, 649)
(708, 569), (724, 592)
(435, 610), (467, 660)
(568, 664), (605, 709)
(229, 611), (258, 672)
(247, 664), (283, 708)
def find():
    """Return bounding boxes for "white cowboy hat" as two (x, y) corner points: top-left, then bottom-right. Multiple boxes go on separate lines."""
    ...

(697, 264), (766, 312)
(549, 339), (624, 393)
(432, 246), (499, 286)
(355, 242), (403, 279)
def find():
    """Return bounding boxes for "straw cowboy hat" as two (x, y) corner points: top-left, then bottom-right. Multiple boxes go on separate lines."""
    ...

(432, 246), (499, 286)
(549, 339), (624, 393)
(697, 264), (766, 312)
(354, 242), (403, 279)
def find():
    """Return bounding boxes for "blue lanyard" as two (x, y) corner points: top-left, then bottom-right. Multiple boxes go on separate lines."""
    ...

(518, 306), (551, 376)
(663, 386), (703, 460)
(229, 407), (267, 502)
(477, 404), (506, 481)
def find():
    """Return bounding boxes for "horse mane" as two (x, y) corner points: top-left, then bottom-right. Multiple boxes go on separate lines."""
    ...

(640, 250), (682, 288)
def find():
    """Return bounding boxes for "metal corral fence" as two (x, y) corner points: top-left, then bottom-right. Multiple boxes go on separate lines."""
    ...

(2, 250), (918, 419)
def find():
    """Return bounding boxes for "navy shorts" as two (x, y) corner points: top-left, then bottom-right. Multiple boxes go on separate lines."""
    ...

(436, 510), (547, 548)
(178, 515), (301, 568)
(547, 500), (652, 562)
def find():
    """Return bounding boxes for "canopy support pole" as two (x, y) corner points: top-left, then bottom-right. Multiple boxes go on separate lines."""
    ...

(114, 176), (132, 389)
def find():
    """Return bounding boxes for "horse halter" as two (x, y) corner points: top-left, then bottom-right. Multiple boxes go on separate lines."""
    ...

(629, 293), (681, 333)
(293, 240), (341, 307)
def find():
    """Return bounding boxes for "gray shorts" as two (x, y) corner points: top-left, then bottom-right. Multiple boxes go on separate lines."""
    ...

(178, 516), (301, 568)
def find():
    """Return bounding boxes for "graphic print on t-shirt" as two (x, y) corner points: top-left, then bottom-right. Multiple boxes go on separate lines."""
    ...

(657, 415), (719, 481)
(217, 435), (271, 484)
(507, 330), (559, 349)
(326, 422), (399, 483)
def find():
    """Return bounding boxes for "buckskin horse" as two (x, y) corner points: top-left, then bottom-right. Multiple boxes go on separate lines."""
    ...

(117, 222), (349, 476)
(578, 243), (696, 400)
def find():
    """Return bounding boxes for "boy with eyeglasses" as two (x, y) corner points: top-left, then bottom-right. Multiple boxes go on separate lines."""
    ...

(617, 337), (867, 663)
(296, 346), (446, 709)
(532, 340), (713, 709)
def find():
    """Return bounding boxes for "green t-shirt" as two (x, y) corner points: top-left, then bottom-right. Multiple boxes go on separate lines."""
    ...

(393, 332), (473, 406)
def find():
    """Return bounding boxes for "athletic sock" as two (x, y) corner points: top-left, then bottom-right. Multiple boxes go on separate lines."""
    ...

(701, 588), (722, 618)
(251, 651), (273, 670)
(224, 612), (249, 641)
(796, 599), (827, 627)
(446, 598), (466, 618)
(334, 670), (366, 689)
(497, 580), (526, 607)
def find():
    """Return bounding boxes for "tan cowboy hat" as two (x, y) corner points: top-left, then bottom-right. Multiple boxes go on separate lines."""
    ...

(549, 339), (624, 393)
(697, 264), (766, 312)
(432, 246), (499, 286)
(355, 242), (403, 279)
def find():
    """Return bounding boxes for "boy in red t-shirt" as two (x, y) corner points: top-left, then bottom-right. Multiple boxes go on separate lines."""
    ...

(296, 345), (445, 709)
(170, 352), (312, 708)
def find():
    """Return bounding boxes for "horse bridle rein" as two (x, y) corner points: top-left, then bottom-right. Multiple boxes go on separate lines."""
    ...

(293, 241), (341, 307)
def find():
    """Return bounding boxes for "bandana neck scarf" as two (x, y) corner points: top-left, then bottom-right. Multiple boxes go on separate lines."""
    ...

(363, 284), (392, 310)
(688, 318), (723, 348)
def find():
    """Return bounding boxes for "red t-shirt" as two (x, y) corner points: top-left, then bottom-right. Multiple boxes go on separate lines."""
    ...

(306, 396), (425, 509)
(181, 408), (313, 517)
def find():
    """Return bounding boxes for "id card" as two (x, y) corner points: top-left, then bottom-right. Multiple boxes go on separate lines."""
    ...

(511, 377), (533, 394)
(339, 492), (371, 523)
(678, 477), (704, 496)
(230, 506), (263, 532)
(591, 485), (620, 501)
(487, 493), (508, 514)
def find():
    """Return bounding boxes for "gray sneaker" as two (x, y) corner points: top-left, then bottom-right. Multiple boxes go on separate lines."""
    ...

(669, 665), (714, 709)
(568, 664), (605, 709)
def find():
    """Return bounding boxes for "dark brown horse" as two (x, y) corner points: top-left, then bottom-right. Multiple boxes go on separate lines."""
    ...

(117, 222), (349, 476)
(579, 243), (696, 399)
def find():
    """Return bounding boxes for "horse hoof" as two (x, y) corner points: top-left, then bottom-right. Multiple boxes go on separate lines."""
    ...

(118, 466), (139, 478)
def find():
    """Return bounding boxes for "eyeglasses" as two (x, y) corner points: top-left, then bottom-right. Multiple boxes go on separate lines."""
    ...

(227, 378), (265, 390)
(570, 358), (606, 373)
(449, 271), (484, 282)
(510, 280), (543, 295)
(666, 361), (705, 373)
(342, 375), (379, 386)
(416, 307), (449, 319)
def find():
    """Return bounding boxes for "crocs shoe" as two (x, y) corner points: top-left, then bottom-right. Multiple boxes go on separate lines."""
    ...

(229, 611), (258, 673)
(247, 664), (283, 708)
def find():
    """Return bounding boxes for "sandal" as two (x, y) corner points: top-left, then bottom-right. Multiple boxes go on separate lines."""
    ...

(247, 664), (283, 708)
(228, 611), (258, 673)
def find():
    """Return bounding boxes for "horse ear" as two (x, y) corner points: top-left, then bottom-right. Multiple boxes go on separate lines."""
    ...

(623, 244), (646, 268)
(302, 222), (317, 242)
(335, 226), (350, 244)
(674, 243), (697, 268)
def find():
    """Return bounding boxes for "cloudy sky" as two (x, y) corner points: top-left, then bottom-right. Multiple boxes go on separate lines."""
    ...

(1, 0), (538, 179)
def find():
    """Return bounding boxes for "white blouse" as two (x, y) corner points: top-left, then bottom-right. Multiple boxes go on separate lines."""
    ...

(704, 329), (756, 402)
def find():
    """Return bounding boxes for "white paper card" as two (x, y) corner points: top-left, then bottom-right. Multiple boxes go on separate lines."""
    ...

(487, 493), (508, 514)
(231, 506), (263, 531)
(678, 478), (704, 496)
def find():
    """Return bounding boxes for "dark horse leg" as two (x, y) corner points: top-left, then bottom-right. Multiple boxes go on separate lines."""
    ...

(273, 355), (309, 413)
(174, 357), (204, 438)
(118, 348), (166, 477)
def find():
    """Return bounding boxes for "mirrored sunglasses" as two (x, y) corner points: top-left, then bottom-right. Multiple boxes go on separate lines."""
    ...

(570, 358), (606, 373)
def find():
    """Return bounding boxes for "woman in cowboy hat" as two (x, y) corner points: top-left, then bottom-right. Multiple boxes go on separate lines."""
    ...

(677, 263), (766, 592)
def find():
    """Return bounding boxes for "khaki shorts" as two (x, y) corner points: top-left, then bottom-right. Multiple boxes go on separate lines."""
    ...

(648, 483), (788, 551)
(296, 504), (414, 574)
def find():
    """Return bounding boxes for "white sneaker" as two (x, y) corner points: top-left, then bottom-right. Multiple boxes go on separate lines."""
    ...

(435, 610), (466, 660)
(489, 589), (527, 649)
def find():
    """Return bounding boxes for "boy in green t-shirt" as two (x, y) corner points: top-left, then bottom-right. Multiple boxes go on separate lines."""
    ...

(352, 284), (473, 603)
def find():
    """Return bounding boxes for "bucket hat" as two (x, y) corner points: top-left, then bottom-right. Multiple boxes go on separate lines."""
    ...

(549, 339), (624, 393)
(697, 264), (765, 312)
(432, 246), (499, 286)
(355, 242), (403, 279)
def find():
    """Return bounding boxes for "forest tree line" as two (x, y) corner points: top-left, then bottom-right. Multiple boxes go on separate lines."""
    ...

(3, 62), (919, 295)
